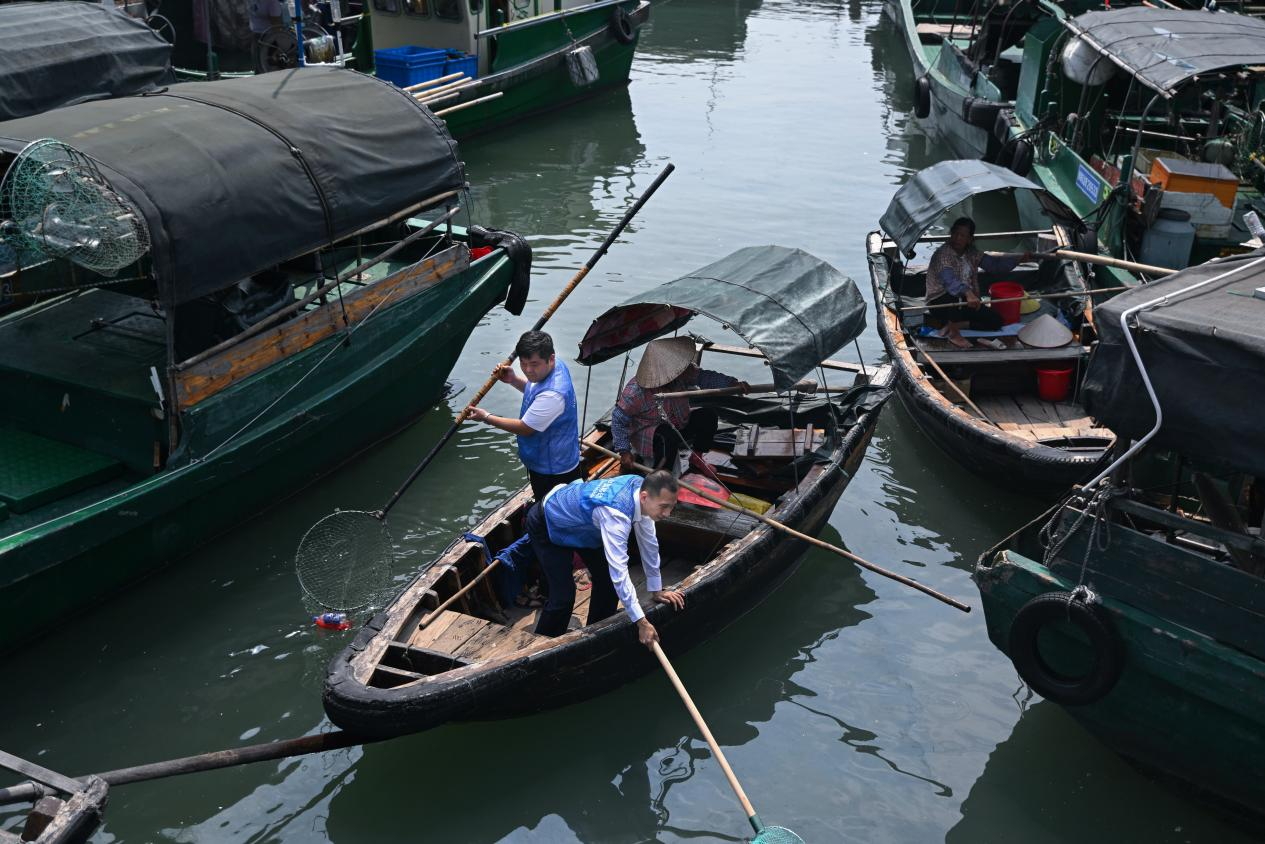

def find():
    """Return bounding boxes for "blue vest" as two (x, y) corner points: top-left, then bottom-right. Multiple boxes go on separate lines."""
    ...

(518, 359), (580, 475)
(543, 475), (642, 548)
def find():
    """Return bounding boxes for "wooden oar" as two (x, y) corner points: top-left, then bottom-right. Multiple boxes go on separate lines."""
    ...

(581, 441), (970, 612)
(651, 641), (802, 844)
(655, 379), (818, 399)
(899, 285), (1133, 313)
(434, 92), (503, 118)
(911, 341), (992, 424)
(370, 163), (676, 523)
(1039, 249), (1175, 276)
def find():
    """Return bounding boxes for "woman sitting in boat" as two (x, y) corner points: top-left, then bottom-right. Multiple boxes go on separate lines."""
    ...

(525, 470), (687, 642)
(613, 336), (748, 474)
(927, 217), (1033, 349)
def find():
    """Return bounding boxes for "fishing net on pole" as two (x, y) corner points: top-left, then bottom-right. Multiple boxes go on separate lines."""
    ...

(0, 138), (151, 275)
(294, 509), (394, 612)
(751, 825), (805, 844)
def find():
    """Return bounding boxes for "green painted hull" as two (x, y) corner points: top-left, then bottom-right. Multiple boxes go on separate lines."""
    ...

(0, 253), (513, 652)
(442, 2), (648, 139)
(974, 514), (1265, 819)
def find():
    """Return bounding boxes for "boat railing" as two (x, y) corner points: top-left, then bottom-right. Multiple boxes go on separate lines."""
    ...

(474, 0), (632, 39)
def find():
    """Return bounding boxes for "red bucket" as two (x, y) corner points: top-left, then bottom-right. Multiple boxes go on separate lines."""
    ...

(1036, 367), (1073, 402)
(989, 281), (1026, 325)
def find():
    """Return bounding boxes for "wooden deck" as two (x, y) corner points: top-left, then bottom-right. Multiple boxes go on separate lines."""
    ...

(974, 395), (1111, 442)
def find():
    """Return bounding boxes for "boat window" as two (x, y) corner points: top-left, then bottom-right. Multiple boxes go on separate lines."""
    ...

(434, 0), (462, 20)
(373, 0), (400, 14)
(468, 0), (482, 14)
(404, 0), (428, 16)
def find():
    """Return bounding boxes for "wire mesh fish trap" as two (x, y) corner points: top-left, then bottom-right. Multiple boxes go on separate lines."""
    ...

(0, 138), (151, 275)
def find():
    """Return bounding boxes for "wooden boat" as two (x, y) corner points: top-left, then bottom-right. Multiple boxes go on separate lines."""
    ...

(975, 251), (1265, 819)
(368, 0), (650, 139)
(0, 68), (527, 650)
(999, 8), (1265, 287)
(868, 160), (1115, 489)
(0, 753), (107, 844)
(325, 246), (893, 739)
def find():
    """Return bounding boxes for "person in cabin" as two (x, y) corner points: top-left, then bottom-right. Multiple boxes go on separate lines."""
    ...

(524, 470), (687, 641)
(926, 217), (1034, 349)
(612, 336), (748, 475)
(468, 331), (583, 503)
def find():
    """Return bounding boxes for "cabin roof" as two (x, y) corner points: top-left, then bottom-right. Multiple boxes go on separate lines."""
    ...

(576, 245), (867, 391)
(0, 67), (465, 305)
(0, 1), (172, 121)
(1083, 248), (1265, 477)
(1065, 8), (1265, 97)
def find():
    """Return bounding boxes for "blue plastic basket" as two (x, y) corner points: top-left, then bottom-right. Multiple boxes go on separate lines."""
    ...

(444, 50), (478, 80)
(375, 46), (447, 87)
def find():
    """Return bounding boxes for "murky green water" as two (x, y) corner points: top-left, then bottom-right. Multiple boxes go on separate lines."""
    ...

(2, 1), (1256, 841)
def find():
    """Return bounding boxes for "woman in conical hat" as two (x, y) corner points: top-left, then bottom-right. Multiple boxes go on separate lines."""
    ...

(611, 337), (748, 474)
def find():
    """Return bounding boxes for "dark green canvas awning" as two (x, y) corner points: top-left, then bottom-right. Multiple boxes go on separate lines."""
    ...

(576, 245), (866, 390)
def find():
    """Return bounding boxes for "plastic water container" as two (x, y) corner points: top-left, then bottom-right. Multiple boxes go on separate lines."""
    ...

(374, 46), (447, 87)
(1140, 208), (1196, 271)
(444, 50), (478, 79)
(988, 281), (1026, 324)
(1035, 367), (1073, 402)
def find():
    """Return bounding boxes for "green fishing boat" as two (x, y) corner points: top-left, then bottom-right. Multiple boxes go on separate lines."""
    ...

(368, 0), (649, 138)
(996, 8), (1265, 287)
(974, 251), (1265, 819)
(0, 68), (529, 651)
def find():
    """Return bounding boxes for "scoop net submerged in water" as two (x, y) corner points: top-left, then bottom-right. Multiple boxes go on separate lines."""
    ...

(295, 509), (393, 612)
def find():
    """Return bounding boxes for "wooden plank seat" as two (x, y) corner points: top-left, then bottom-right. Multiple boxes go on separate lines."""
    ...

(915, 21), (978, 42)
(663, 504), (761, 540)
(974, 395), (1112, 442)
(0, 429), (122, 513)
(915, 346), (1090, 366)
(409, 609), (545, 662)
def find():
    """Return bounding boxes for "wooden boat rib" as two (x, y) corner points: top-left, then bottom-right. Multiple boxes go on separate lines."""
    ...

(325, 356), (893, 738)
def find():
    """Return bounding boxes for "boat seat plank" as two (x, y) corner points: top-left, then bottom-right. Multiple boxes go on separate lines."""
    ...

(662, 504), (761, 540)
(0, 429), (123, 513)
(456, 624), (545, 661)
(916, 346), (1089, 366)
(410, 610), (493, 653)
(914, 22), (978, 41)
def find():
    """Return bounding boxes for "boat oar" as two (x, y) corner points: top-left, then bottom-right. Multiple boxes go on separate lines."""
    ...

(1036, 249), (1175, 277)
(293, 164), (676, 612)
(581, 441), (970, 612)
(651, 641), (804, 843)
(419, 559), (501, 627)
(911, 340), (993, 425)
(899, 285), (1133, 313)
(654, 379), (818, 399)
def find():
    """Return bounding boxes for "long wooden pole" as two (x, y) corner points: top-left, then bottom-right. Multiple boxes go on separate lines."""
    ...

(900, 285), (1133, 313)
(1042, 249), (1175, 276)
(654, 379), (817, 399)
(369, 163), (676, 523)
(403, 72), (466, 92)
(434, 92), (503, 118)
(581, 441), (970, 612)
(912, 340), (993, 425)
(651, 641), (769, 837)
(419, 560), (501, 627)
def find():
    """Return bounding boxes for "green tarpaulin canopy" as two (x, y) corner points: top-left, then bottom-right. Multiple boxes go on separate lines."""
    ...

(576, 245), (866, 391)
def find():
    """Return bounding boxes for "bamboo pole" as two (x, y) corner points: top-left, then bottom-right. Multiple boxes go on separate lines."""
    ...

(913, 341), (993, 424)
(1042, 249), (1175, 276)
(580, 441), (971, 612)
(403, 72), (466, 92)
(654, 380), (818, 400)
(414, 78), (477, 101)
(419, 560), (501, 627)
(433, 92), (503, 117)
(900, 285), (1133, 313)
(417, 91), (461, 109)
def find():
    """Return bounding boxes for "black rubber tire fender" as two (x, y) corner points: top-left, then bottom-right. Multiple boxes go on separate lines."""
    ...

(1007, 590), (1124, 706)
(1009, 138), (1034, 177)
(914, 75), (932, 119)
(993, 107), (1014, 143)
(609, 7), (636, 45)
(962, 96), (1004, 130)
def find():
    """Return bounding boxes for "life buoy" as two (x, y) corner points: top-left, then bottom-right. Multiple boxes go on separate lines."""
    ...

(914, 75), (931, 119)
(1009, 138), (1034, 177)
(1007, 590), (1124, 706)
(962, 97), (1004, 131)
(609, 7), (636, 45)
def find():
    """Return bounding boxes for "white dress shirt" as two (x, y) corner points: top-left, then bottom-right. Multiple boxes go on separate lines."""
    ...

(591, 496), (662, 622)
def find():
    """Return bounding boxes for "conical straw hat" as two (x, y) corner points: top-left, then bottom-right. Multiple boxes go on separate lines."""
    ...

(636, 336), (696, 388)
(1018, 313), (1073, 348)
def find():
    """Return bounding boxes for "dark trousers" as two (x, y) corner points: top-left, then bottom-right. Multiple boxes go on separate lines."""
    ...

(524, 503), (618, 637)
(647, 408), (719, 469)
(528, 465), (583, 503)
(928, 293), (1004, 331)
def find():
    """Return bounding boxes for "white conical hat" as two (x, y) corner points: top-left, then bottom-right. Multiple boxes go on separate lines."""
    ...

(636, 336), (696, 388)
(1018, 313), (1073, 348)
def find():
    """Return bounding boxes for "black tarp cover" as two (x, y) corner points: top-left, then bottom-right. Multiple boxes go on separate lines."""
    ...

(1082, 249), (1265, 477)
(576, 246), (867, 391)
(0, 67), (464, 304)
(879, 160), (1076, 255)
(1066, 8), (1265, 97)
(0, 1), (173, 121)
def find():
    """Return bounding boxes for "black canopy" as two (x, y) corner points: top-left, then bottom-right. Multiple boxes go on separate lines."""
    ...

(0, 67), (464, 305)
(577, 246), (867, 391)
(1082, 249), (1265, 477)
(879, 160), (1076, 255)
(0, 1), (172, 121)
(1065, 8), (1265, 98)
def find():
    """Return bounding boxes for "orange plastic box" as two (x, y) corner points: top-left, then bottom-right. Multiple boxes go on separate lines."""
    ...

(1150, 157), (1238, 208)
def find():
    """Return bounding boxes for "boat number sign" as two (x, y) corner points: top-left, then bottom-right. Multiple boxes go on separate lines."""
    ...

(1075, 163), (1102, 204)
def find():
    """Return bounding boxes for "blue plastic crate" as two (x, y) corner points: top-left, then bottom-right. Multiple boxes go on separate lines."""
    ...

(444, 50), (478, 80)
(375, 46), (447, 87)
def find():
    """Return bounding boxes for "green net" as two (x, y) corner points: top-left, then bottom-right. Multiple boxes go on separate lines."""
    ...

(0, 138), (150, 275)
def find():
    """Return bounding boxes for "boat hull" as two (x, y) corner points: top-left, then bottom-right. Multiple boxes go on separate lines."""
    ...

(0, 255), (514, 651)
(323, 372), (893, 739)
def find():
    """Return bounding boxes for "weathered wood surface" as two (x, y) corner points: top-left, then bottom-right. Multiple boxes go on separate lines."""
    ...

(174, 246), (468, 408)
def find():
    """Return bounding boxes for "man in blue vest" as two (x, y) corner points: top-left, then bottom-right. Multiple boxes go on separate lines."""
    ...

(525, 470), (687, 641)
(468, 331), (583, 502)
